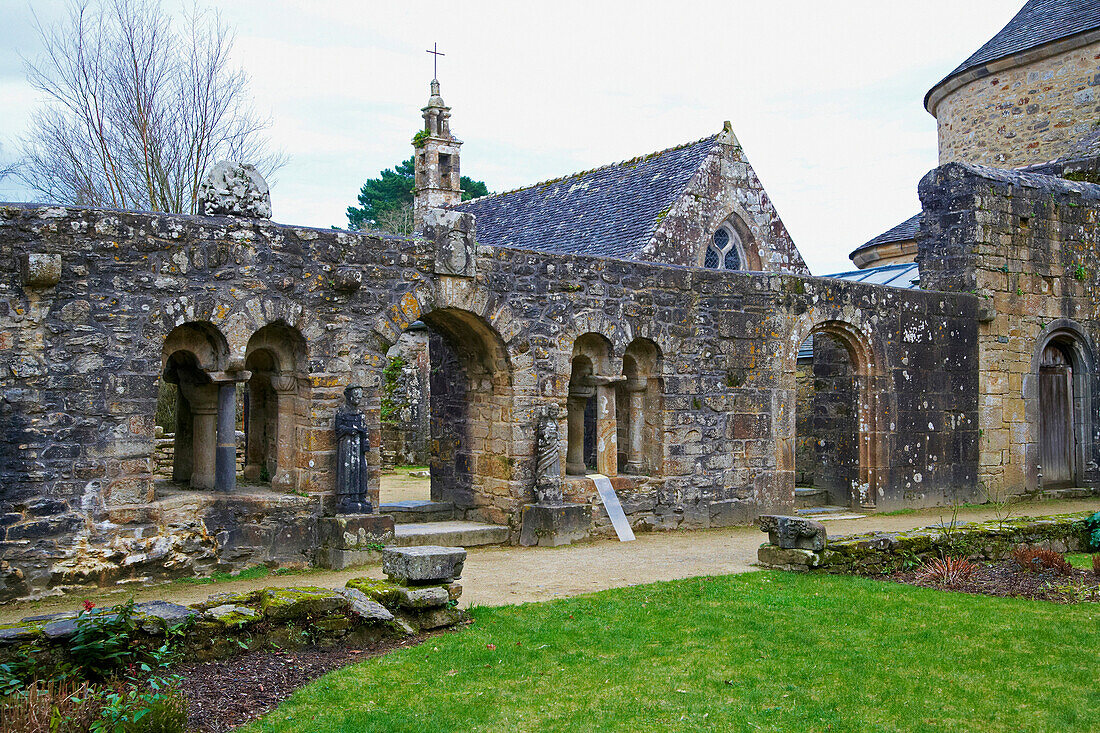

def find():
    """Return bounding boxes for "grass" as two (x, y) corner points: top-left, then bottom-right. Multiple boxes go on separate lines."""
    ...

(1066, 553), (1097, 570)
(244, 572), (1100, 733)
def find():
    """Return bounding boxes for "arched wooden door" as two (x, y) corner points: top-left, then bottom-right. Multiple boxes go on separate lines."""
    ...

(1039, 343), (1075, 487)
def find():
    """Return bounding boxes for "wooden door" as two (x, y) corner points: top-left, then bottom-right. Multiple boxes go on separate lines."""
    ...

(1039, 344), (1075, 487)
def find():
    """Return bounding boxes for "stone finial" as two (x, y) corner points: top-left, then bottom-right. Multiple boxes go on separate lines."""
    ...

(19, 253), (62, 287)
(425, 208), (477, 277)
(197, 162), (272, 219)
(758, 514), (826, 551)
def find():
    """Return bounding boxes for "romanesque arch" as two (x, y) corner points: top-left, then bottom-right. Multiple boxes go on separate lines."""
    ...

(782, 318), (884, 510)
(1028, 320), (1097, 489)
(617, 338), (663, 475)
(567, 333), (615, 476)
(244, 322), (309, 491)
(160, 322), (232, 491)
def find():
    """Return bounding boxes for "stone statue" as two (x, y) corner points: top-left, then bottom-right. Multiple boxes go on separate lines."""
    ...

(534, 404), (563, 504)
(335, 385), (372, 514)
(197, 161), (272, 219)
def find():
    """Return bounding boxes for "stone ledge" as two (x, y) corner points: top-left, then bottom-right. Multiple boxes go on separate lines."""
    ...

(757, 512), (1095, 574)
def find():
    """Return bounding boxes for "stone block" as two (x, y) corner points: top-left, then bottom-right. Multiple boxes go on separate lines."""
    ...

(382, 546), (465, 584)
(757, 544), (820, 569)
(338, 587), (395, 623)
(260, 587), (349, 620)
(205, 604), (261, 628)
(416, 606), (464, 630)
(133, 601), (196, 633)
(519, 503), (592, 547)
(395, 584), (449, 609)
(20, 253), (62, 287)
(316, 547), (381, 570)
(317, 514), (395, 550)
(758, 514), (826, 551)
(708, 498), (754, 527)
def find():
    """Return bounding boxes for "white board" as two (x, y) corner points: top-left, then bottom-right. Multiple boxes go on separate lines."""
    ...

(588, 473), (636, 542)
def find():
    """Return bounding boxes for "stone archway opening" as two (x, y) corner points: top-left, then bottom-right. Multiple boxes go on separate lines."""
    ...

(1034, 329), (1094, 490)
(379, 308), (514, 525)
(791, 321), (879, 510)
(567, 334), (616, 477)
(157, 322), (233, 492)
(243, 322), (308, 492)
(616, 338), (662, 476)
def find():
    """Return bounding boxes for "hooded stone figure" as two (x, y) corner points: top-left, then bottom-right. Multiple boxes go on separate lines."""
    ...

(335, 384), (372, 513)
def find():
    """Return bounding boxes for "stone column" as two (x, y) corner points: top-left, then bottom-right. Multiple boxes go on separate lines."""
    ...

(179, 382), (218, 490)
(595, 382), (617, 477)
(216, 381), (237, 492)
(625, 377), (648, 474)
(566, 392), (589, 475)
(271, 375), (298, 491)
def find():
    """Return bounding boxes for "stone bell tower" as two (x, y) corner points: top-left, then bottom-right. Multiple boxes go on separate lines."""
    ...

(413, 77), (464, 233)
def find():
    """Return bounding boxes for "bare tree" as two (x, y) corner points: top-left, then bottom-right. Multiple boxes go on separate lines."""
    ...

(20, 0), (283, 213)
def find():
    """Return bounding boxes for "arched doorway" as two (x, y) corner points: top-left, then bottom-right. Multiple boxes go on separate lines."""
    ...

(789, 321), (881, 510)
(1035, 329), (1094, 489)
(243, 323), (307, 491)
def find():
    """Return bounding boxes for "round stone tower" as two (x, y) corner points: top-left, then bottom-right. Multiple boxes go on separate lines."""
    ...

(925, 0), (1100, 168)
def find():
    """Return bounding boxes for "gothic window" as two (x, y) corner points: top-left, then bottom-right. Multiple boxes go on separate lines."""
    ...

(705, 225), (744, 271)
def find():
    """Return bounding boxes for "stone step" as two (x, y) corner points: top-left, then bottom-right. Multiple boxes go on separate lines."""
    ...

(797, 505), (866, 521)
(380, 500), (455, 524)
(794, 487), (829, 508)
(1036, 487), (1097, 500)
(393, 520), (509, 548)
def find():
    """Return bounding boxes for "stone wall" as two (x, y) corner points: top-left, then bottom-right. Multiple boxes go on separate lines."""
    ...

(381, 327), (430, 468)
(930, 39), (1100, 168)
(0, 202), (978, 599)
(794, 357), (814, 486)
(919, 162), (1100, 498)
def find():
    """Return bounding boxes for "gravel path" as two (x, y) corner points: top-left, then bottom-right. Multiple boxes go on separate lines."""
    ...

(2, 498), (1096, 623)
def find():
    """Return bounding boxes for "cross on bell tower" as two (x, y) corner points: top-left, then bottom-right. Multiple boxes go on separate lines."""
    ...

(413, 42), (464, 233)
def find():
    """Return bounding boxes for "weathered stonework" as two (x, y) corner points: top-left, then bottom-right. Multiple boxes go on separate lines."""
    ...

(919, 162), (1100, 498)
(0, 200), (979, 600)
(929, 36), (1100, 168)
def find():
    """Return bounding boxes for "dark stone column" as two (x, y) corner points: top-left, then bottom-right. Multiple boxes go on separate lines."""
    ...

(216, 382), (237, 492)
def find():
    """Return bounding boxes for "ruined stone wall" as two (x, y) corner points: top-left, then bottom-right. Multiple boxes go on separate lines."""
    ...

(381, 328), (430, 468)
(1, 202), (978, 598)
(918, 162), (1100, 497)
(931, 40), (1100, 168)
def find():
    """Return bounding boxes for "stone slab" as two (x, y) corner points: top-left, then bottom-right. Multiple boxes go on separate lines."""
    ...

(338, 587), (395, 622)
(393, 521), (508, 548)
(379, 500), (455, 524)
(382, 546), (466, 584)
(757, 545), (821, 569)
(519, 503), (591, 547)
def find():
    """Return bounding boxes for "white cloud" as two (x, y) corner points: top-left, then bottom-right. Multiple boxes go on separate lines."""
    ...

(1, 0), (1025, 270)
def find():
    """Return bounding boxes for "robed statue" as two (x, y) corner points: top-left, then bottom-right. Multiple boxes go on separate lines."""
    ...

(335, 385), (372, 513)
(534, 404), (564, 504)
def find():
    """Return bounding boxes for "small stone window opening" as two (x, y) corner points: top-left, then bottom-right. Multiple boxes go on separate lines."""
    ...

(705, 225), (744, 271)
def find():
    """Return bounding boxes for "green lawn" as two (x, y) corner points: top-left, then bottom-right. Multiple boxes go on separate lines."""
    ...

(245, 572), (1100, 733)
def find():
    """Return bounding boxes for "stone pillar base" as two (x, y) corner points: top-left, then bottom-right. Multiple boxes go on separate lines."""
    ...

(316, 515), (396, 570)
(518, 503), (592, 547)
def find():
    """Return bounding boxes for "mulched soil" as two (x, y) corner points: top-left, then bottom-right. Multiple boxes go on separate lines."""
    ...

(175, 632), (440, 732)
(890, 559), (1100, 603)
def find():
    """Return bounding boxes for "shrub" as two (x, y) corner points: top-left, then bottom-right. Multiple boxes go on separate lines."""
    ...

(1011, 546), (1074, 576)
(1087, 511), (1100, 551)
(916, 556), (976, 586)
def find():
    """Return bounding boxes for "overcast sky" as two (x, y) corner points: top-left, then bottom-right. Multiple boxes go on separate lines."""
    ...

(0, 1), (1023, 273)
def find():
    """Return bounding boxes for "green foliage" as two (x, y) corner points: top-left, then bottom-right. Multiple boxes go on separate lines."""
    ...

(1085, 511), (1100, 551)
(411, 129), (430, 148)
(69, 600), (143, 681)
(346, 156), (489, 233)
(1074, 264), (1088, 281)
(380, 355), (405, 426)
(244, 572), (1100, 732)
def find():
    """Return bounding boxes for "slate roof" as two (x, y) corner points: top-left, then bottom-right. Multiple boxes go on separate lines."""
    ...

(856, 213), (920, 252)
(928, 0), (1100, 104)
(453, 135), (718, 259)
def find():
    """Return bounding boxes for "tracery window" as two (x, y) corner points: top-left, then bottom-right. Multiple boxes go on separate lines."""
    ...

(705, 225), (744, 271)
